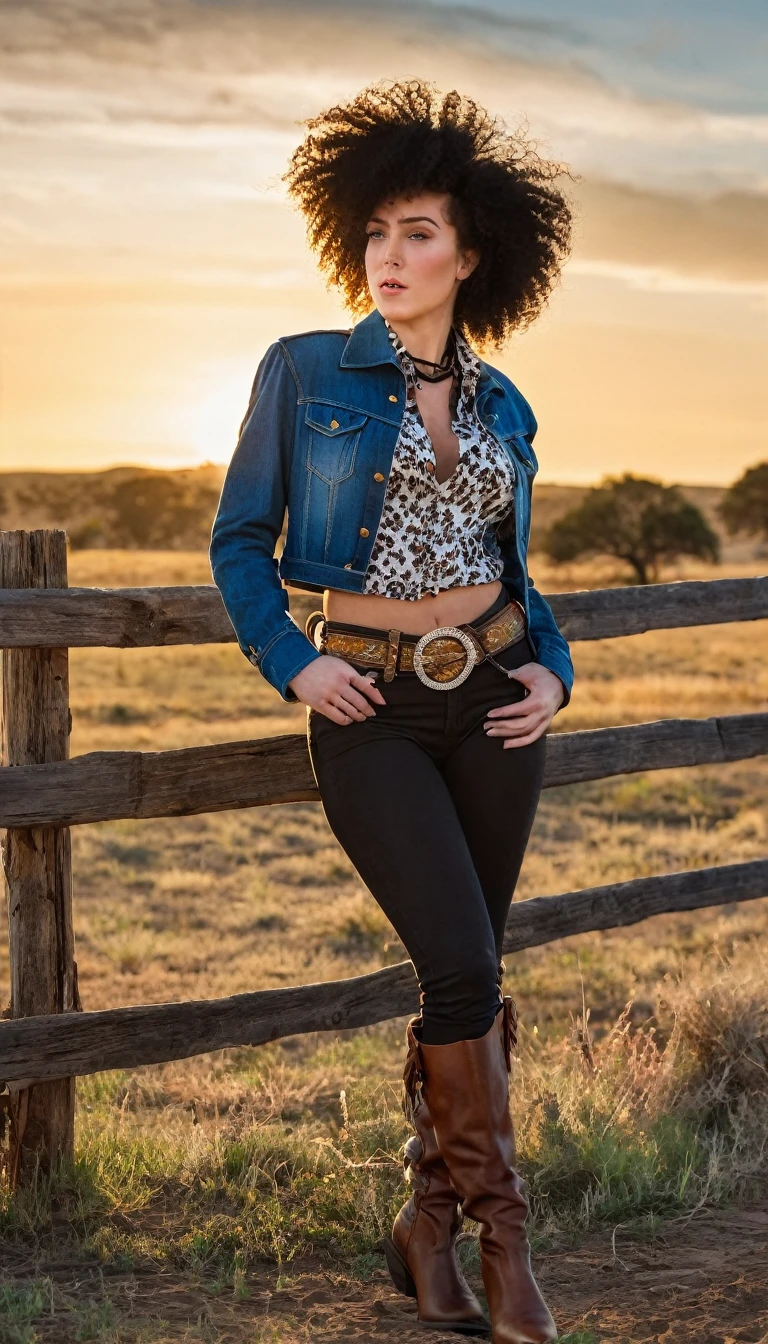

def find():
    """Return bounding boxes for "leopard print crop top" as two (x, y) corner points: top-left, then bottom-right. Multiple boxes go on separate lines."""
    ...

(361, 321), (516, 601)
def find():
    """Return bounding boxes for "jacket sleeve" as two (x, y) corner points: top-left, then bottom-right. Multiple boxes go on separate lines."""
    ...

(209, 341), (322, 701)
(507, 385), (574, 713)
(525, 575), (574, 712)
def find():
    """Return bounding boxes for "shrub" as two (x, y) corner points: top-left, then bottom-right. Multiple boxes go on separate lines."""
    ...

(719, 461), (768, 543)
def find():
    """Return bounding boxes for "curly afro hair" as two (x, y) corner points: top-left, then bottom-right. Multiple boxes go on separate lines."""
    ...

(283, 79), (572, 349)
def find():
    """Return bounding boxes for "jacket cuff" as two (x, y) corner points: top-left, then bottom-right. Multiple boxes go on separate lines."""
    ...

(253, 626), (323, 702)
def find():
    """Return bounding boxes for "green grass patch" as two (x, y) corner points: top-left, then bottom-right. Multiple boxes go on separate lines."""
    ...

(1, 964), (766, 1287)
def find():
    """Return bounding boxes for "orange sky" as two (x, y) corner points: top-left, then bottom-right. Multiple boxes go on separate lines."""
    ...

(1, 1), (766, 485)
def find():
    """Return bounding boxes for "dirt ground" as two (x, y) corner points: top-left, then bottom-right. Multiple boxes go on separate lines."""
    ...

(2, 1201), (766, 1343)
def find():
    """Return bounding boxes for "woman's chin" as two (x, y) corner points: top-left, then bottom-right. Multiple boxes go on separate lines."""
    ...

(375, 295), (429, 323)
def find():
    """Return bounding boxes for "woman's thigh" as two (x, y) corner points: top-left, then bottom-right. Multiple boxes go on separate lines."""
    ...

(442, 640), (548, 956)
(442, 729), (546, 958)
(307, 711), (500, 1040)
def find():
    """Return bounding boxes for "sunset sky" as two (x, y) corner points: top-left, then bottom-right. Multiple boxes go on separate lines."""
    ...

(1, 0), (766, 484)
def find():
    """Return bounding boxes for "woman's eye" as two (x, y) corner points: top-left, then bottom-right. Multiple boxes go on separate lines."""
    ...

(410, 231), (429, 240)
(366, 230), (384, 240)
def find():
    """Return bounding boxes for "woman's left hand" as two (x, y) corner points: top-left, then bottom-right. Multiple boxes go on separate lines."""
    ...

(484, 663), (565, 747)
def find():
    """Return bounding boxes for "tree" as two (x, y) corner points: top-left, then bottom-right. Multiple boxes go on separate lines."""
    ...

(543, 473), (720, 585)
(718, 462), (768, 543)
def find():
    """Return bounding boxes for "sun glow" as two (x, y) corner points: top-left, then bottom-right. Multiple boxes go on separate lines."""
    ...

(153, 359), (258, 466)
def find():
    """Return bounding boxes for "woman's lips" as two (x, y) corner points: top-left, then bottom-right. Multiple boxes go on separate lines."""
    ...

(381, 279), (406, 290)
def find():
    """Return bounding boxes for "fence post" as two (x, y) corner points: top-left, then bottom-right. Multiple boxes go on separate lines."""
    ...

(0, 529), (79, 1185)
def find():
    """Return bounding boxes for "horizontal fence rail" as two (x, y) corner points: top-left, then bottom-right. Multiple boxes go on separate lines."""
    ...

(1, 859), (765, 1089)
(0, 575), (766, 649)
(1, 712), (766, 829)
(2, 531), (766, 1181)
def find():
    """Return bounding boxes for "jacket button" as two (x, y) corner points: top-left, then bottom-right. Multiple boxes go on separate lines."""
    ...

(388, 394), (398, 403)
(329, 418), (339, 429)
(426, 461), (435, 474)
(359, 527), (369, 537)
(373, 472), (384, 482)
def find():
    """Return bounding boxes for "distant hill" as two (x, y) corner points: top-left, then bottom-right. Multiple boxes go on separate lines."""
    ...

(0, 467), (755, 560)
(0, 465), (226, 550)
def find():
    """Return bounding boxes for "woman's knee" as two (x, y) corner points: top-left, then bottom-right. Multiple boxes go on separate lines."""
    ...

(420, 946), (500, 1044)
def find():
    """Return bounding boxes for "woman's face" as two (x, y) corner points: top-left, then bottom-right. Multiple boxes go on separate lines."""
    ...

(364, 191), (478, 325)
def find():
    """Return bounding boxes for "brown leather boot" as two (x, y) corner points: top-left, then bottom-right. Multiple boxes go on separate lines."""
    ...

(383, 1014), (489, 1335)
(420, 999), (558, 1344)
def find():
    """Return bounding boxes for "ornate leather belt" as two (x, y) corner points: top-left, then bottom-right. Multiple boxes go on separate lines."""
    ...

(305, 599), (527, 689)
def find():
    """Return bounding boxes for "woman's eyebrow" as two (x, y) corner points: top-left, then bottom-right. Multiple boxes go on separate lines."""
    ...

(367, 215), (440, 227)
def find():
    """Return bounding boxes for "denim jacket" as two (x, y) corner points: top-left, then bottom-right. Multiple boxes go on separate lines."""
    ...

(210, 308), (574, 707)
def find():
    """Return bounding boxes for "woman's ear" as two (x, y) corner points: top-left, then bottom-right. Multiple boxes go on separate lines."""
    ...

(457, 247), (480, 282)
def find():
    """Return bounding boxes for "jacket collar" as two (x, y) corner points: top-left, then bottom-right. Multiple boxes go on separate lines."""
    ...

(340, 307), (504, 397)
(340, 308), (400, 370)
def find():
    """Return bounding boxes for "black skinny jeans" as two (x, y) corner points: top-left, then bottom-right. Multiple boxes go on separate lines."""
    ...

(306, 587), (547, 1046)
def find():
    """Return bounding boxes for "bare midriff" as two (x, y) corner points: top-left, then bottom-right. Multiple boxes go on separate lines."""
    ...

(323, 578), (504, 635)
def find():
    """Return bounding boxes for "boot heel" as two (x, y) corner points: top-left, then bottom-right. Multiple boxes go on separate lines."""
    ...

(383, 1237), (416, 1298)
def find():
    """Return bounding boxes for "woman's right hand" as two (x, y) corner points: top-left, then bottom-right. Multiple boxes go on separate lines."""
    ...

(288, 655), (387, 724)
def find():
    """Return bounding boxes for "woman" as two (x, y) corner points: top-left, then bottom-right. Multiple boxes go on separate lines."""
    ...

(211, 81), (573, 1343)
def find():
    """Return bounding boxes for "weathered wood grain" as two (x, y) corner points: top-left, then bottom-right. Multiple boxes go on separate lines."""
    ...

(0, 585), (235, 647)
(0, 575), (766, 649)
(542, 711), (768, 786)
(500, 860), (768, 953)
(0, 859), (764, 1086)
(552, 575), (768, 640)
(0, 713), (765, 828)
(0, 530), (77, 1179)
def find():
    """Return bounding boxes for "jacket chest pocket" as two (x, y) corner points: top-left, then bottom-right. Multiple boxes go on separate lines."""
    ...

(304, 403), (368, 483)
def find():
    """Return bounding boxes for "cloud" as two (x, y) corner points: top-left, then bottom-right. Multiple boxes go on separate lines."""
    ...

(2, 0), (588, 63)
(572, 181), (768, 287)
(3, 0), (767, 295)
(568, 259), (768, 301)
(3, 0), (766, 166)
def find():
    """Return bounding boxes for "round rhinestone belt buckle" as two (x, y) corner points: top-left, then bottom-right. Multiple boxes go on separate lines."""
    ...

(412, 625), (478, 690)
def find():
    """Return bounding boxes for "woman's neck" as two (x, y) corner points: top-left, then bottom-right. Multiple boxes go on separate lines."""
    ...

(385, 311), (455, 366)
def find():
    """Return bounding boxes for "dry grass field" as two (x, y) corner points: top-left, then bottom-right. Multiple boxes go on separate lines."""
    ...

(1, 547), (767, 1343)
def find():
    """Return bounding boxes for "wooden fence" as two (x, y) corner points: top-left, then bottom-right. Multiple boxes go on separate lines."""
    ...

(1, 528), (766, 1185)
